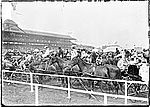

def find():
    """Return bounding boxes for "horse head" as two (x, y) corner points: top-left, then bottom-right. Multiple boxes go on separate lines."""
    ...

(69, 56), (80, 68)
(49, 56), (68, 69)
(49, 56), (58, 65)
(69, 56), (92, 73)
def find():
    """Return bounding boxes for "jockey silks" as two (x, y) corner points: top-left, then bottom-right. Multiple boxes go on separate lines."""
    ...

(71, 49), (78, 60)
(42, 48), (50, 58)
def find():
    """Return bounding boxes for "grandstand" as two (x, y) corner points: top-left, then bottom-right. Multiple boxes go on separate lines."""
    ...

(2, 19), (76, 53)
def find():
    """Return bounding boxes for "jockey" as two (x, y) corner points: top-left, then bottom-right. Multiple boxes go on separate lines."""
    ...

(57, 47), (64, 58)
(81, 49), (87, 59)
(25, 53), (34, 63)
(64, 49), (70, 60)
(117, 56), (128, 76)
(71, 46), (78, 60)
(42, 46), (50, 58)
(33, 48), (40, 59)
(90, 48), (98, 73)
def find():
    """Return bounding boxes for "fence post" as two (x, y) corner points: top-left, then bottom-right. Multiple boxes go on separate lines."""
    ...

(67, 76), (71, 101)
(35, 85), (39, 106)
(125, 81), (127, 104)
(104, 95), (107, 105)
(30, 72), (34, 92)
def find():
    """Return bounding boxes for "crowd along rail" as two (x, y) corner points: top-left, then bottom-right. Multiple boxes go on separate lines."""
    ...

(2, 70), (149, 106)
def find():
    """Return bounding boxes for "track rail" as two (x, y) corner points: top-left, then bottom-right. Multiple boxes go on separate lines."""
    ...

(2, 70), (149, 105)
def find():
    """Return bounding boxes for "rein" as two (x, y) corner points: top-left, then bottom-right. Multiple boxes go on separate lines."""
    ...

(75, 58), (94, 75)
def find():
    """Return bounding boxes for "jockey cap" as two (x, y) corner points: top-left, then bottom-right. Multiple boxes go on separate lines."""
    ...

(44, 46), (48, 49)
(71, 45), (76, 49)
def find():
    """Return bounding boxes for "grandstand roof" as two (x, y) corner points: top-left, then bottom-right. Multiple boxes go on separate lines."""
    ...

(3, 19), (18, 26)
(23, 29), (76, 40)
(3, 19), (76, 40)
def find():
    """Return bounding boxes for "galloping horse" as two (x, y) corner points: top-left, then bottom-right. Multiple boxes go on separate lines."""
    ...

(48, 56), (80, 86)
(28, 54), (53, 84)
(67, 56), (123, 94)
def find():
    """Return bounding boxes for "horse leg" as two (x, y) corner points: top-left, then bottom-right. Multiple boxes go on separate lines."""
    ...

(88, 79), (94, 99)
(119, 82), (125, 94)
(61, 77), (67, 88)
(62, 77), (69, 88)
(112, 81), (119, 94)
(61, 77), (65, 86)
(108, 81), (111, 93)
(99, 80), (104, 92)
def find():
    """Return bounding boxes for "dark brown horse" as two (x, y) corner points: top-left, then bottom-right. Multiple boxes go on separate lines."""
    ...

(48, 56), (80, 86)
(68, 56), (123, 94)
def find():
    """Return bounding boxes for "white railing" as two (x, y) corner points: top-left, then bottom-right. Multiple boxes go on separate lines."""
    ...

(2, 70), (149, 105)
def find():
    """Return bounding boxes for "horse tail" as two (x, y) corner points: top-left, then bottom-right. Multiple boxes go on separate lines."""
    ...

(105, 66), (111, 79)
(116, 67), (122, 80)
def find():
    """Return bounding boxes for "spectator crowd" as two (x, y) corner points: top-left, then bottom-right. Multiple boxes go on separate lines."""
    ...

(2, 45), (149, 82)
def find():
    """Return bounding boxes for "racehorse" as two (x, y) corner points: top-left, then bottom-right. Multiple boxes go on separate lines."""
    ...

(48, 56), (80, 86)
(67, 56), (123, 95)
(27, 54), (53, 84)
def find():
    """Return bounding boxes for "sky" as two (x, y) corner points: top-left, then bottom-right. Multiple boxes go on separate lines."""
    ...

(2, 1), (149, 49)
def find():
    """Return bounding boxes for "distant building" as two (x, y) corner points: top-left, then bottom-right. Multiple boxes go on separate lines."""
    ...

(73, 43), (94, 51)
(2, 19), (76, 52)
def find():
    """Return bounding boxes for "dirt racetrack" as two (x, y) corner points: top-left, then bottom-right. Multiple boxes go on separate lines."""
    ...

(2, 81), (148, 106)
